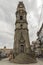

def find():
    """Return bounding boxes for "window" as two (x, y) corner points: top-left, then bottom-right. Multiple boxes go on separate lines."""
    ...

(20, 24), (23, 28)
(20, 16), (23, 20)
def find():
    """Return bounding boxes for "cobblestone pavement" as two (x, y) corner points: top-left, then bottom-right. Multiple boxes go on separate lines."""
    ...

(0, 58), (43, 65)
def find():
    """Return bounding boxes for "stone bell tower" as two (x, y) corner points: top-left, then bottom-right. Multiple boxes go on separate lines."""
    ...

(13, 2), (31, 55)
(13, 2), (36, 64)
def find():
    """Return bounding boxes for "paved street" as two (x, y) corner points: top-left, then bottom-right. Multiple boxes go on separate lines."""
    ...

(0, 58), (43, 65)
(0, 58), (14, 65)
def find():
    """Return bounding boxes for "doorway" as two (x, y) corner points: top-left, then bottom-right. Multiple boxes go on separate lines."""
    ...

(20, 45), (24, 53)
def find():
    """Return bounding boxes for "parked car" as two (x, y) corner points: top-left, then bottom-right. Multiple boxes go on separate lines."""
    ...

(1, 52), (7, 58)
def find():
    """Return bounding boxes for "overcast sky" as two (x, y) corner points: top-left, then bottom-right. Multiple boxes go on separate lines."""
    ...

(0, 0), (43, 49)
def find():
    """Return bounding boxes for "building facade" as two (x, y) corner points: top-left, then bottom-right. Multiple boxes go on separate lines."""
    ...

(37, 23), (43, 47)
(32, 23), (43, 57)
(37, 23), (43, 56)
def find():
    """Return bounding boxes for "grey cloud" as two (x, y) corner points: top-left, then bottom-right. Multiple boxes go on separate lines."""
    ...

(0, 0), (43, 48)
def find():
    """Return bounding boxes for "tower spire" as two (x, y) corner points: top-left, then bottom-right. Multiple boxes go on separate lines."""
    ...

(15, 1), (27, 25)
(17, 1), (25, 11)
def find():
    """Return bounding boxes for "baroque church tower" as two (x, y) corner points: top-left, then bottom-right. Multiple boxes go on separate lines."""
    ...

(13, 2), (36, 64)
(14, 2), (31, 55)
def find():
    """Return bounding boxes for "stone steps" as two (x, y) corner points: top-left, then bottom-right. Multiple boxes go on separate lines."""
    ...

(14, 53), (37, 64)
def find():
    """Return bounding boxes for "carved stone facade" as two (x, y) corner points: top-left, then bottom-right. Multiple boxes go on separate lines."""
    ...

(13, 2), (31, 56)
(13, 2), (36, 64)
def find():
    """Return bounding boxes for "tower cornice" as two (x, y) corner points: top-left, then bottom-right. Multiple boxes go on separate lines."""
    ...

(15, 28), (28, 31)
(15, 10), (27, 15)
(15, 20), (28, 25)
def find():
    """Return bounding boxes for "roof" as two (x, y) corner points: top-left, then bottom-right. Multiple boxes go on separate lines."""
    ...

(37, 23), (43, 36)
